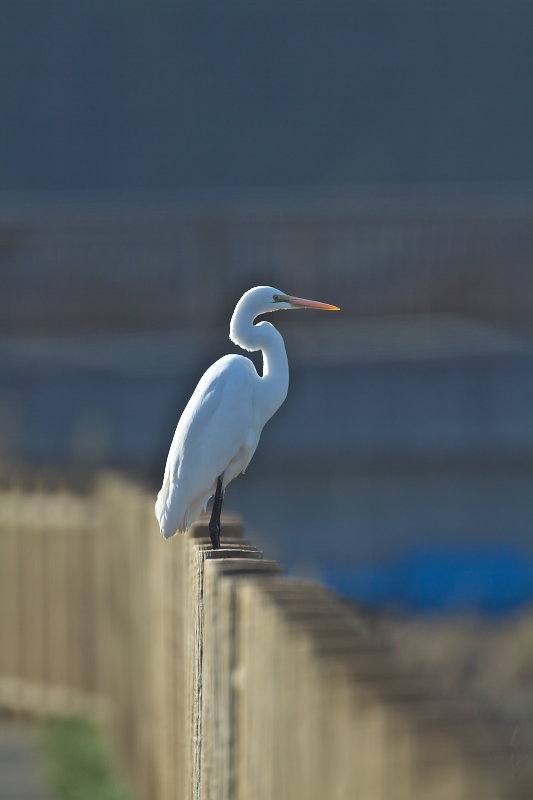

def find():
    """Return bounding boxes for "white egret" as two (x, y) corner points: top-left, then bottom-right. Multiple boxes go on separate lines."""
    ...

(155, 285), (339, 547)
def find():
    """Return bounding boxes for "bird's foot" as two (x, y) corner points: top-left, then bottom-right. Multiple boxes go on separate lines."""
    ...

(209, 523), (221, 550)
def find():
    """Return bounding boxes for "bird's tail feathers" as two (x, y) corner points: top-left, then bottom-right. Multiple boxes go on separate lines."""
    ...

(155, 474), (176, 537)
(156, 475), (212, 539)
(156, 480), (196, 539)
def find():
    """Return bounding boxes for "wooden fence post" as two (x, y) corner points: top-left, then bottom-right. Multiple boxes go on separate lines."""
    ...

(201, 558), (280, 800)
(184, 522), (263, 800)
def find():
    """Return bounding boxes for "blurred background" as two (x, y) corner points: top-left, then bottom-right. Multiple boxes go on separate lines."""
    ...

(4, 3), (533, 797)
(2, 0), (533, 605)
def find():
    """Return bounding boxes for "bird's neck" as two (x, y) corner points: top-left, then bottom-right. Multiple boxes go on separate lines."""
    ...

(230, 315), (289, 420)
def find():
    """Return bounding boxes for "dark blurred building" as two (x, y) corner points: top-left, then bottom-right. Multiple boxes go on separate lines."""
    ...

(1, 190), (533, 566)
(2, 189), (533, 336)
(2, 2), (533, 566)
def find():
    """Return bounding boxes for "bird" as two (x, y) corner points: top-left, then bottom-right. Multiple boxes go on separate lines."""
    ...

(155, 285), (339, 548)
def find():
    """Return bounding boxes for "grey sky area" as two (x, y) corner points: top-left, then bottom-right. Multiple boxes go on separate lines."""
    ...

(2, 1), (533, 191)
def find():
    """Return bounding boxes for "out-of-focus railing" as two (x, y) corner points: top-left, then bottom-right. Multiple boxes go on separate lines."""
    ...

(2, 191), (533, 337)
(0, 480), (103, 717)
(0, 473), (530, 799)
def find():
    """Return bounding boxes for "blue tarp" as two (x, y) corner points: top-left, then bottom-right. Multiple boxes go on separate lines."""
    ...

(322, 545), (533, 614)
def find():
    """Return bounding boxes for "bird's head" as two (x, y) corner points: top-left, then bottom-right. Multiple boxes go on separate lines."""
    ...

(239, 285), (340, 316)
(230, 286), (339, 350)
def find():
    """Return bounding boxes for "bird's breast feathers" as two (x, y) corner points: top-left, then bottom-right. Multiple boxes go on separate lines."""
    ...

(169, 355), (260, 492)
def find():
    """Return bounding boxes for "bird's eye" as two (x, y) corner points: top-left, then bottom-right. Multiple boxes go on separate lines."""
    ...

(272, 294), (282, 303)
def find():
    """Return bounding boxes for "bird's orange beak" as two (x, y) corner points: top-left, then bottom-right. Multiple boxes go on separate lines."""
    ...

(284, 295), (340, 311)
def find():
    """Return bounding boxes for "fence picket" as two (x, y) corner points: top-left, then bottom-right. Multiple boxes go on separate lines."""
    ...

(0, 475), (530, 800)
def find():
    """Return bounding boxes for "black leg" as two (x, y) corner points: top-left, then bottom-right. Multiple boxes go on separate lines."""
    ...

(209, 474), (224, 549)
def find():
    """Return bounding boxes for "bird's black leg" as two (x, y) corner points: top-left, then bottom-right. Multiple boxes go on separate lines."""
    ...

(209, 474), (224, 549)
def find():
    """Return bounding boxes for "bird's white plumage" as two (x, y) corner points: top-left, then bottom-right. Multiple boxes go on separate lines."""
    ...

(155, 285), (338, 539)
(156, 355), (260, 536)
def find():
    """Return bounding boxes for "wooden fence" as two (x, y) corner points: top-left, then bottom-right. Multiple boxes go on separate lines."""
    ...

(0, 473), (531, 799)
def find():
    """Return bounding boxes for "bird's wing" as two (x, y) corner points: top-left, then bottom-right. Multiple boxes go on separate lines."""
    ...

(156, 355), (258, 536)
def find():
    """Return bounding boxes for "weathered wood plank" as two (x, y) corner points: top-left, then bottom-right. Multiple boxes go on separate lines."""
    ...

(1, 475), (532, 800)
